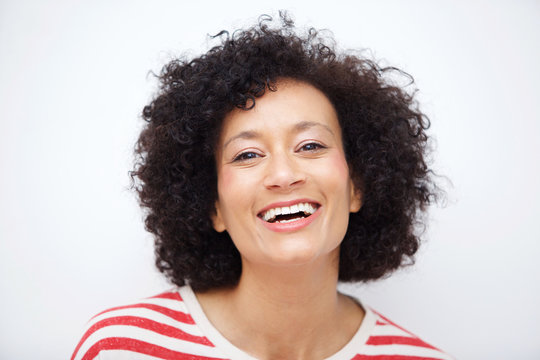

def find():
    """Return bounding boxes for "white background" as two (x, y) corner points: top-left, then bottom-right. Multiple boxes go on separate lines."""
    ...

(1, 0), (539, 359)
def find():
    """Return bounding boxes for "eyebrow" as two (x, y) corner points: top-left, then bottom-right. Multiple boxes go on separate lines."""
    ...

(222, 130), (260, 149)
(222, 121), (335, 150)
(295, 120), (334, 135)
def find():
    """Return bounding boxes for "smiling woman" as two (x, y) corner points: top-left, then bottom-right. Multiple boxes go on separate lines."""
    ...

(211, 80), (361, 267)
(71, 13), (453, 360)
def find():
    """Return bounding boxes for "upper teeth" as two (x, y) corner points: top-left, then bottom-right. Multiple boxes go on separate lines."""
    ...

(261, 203), (317, 222)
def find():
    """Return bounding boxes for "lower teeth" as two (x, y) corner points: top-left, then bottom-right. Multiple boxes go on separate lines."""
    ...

(277, 218), (302, 223)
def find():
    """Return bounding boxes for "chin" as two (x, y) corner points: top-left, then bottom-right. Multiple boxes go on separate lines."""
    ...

(260, 242), (339, 268)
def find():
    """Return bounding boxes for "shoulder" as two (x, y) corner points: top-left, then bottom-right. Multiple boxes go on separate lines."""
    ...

(70, 287), (228, 360)
(354, 307), (455, 360)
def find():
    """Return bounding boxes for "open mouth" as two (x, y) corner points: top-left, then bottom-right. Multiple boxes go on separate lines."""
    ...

(258, 202), (320, 224)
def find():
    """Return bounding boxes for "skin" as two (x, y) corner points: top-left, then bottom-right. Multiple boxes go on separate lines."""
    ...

(197, 79), (364, 360)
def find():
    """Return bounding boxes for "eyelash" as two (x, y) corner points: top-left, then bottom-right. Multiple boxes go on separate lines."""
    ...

(233, 151), (261, 162)
(298, 142), (326, 152)
(232, 142), (326, 162)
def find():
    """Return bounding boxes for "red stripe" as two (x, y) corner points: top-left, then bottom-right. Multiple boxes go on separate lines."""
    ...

(371, 309), (416, 337)
(97, 316), (212, 345)
(71, 315), (211, 360)
(352, 355), (445, 360)
(81, 337), (227, 360)
(92, 303), (195, 324)
(149, 292), (183, 301)
(366, 335), (438, 350)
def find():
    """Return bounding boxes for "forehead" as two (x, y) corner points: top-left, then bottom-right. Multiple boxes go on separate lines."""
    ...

(218, 80), (341, 144)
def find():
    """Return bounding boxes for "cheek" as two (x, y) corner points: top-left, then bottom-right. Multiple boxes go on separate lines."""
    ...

(217, 168), (236, 210)
(217, 167), (233, 192)
(216, 167), (256, 219)
(218, 167), (253, 194)
(323, 152), (353, 244)
(322, 152), (351, 186)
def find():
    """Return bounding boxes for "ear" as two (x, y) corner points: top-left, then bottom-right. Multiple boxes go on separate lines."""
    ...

(349, 180), (363, 213)
(211, 201), (226, 232)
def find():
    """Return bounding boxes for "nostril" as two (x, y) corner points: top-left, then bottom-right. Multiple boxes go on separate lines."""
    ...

(262, 155), (307, 189)
(264, 176), (306, 190)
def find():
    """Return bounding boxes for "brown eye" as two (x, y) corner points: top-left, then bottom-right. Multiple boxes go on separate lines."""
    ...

(233, 151), (261, 162)
(299, 142), (325, 152)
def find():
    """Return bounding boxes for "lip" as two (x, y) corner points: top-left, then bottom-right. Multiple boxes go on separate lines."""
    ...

(257, 198), (322, 233)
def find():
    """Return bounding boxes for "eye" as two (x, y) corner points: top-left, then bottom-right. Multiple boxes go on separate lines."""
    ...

(298, 142), (326, 152)
(233, 151), (262, 162)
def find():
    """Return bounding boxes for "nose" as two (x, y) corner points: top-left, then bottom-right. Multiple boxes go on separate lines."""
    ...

(263, 151), (306, 191)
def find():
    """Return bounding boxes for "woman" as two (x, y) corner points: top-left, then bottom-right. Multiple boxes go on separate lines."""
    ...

(72, 14), (452, 360)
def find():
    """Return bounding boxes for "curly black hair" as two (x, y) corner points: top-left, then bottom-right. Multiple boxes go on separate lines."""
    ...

(132, 13), (439, 292)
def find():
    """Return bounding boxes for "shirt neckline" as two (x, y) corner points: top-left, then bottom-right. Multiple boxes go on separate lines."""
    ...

(178, 285), (376, 360)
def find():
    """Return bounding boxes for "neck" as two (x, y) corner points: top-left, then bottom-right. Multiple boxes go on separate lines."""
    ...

(196, 251), (364, 360)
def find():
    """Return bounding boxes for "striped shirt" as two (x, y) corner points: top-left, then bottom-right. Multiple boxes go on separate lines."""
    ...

(72, 286), (454, 360)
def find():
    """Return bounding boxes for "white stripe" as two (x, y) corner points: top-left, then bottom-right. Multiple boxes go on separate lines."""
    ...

(141, 297), (189, 312)
(97, 349), (227, 360)
(73, 325), (220, 360)
(85, 307), (204, 337)
(98, 349), (165, 360)
(370, 323), (415, 337)
(363, 343), (455, 359)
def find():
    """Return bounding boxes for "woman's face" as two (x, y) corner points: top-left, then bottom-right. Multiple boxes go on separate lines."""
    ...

(212, 80), (362, 268)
